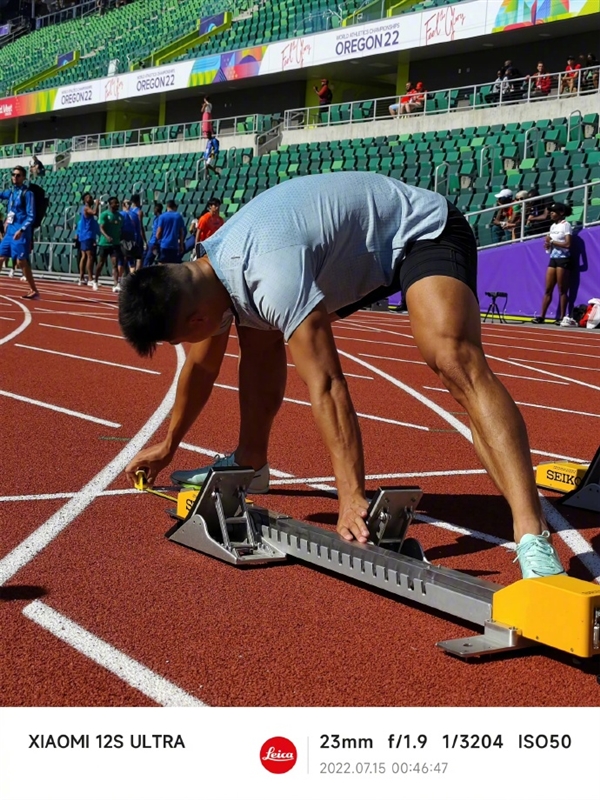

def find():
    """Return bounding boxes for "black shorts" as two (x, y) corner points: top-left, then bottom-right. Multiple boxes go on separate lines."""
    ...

(336, 201), (478, 318)
(548, 257), (572, 269)
(98, 244), (122, 260)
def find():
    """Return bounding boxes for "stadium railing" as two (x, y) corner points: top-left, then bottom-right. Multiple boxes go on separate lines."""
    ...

(466, 179), (600, 250)
(284, 67), (600, 130)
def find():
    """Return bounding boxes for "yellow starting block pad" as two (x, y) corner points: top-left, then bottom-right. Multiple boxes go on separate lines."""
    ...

(535, 461), (589, 493)
(493, 575), (600, 658)
(176, 488), (201, 520)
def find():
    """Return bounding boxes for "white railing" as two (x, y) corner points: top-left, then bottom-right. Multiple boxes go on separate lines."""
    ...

(465, 180), (600, 249)
(284, 66), (600, 130)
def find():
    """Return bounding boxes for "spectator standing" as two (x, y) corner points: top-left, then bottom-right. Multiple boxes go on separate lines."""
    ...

(560, 56), (581, 93)
(29, 154), (45, 179)
(142, 202), (163, 268)
(196, 197), (224, 247)
(156, 200), (185, 263)
(201, 96), (213, 138)
(0, 166), (39, 299)
(532, 202), (574, 325)
(528, 62), (552, 98)
(203, 133), (220, 180)
(77, 192), (100, 285)
(314, 78), (333, 108)
(95, 196), (123, 292)
(490, 189), (514, 244)
(128, 194), (146, 272)
(504, 190), (529, 241)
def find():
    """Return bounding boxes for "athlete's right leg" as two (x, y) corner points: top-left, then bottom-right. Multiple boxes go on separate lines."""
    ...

(234, 327), (287, 470)
(17, 257), (38, 296)
(538, 266), (557, 319)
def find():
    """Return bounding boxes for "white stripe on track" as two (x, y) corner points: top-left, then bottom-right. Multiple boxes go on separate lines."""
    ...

(0, 315), (15, 321)
(359, 352), (426, 366)
(0, 389), (121, 428)
(212, 382), (428, 431)
(270, 469), (486, 486)
(516, 401), (600, 419)
(0, 296), (30, 345)
(505, 357), (600, 373)
(415, 513), (516, 551)
(337, 350), (600, 582)
(222, 351), (373, 380)
(487, 354), (600, 392)
(531, 449), (589, 463)
(22, 600), (204, 707)
(14, 344), (160, 375)
(39, 323), (126, 340)
(0, 345), (185, 585)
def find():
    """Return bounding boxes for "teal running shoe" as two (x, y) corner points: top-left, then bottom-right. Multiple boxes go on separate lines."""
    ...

(515, 531), (566, 579)
(170, 453), (270, 493)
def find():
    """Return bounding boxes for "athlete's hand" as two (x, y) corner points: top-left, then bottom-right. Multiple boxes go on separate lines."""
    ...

(337, 495), (370, 544)
(13, 230), (22, 240)
(125, 442), (174, 486)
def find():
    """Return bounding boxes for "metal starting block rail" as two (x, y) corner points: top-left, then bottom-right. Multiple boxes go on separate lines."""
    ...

(164, 468), (600, 661)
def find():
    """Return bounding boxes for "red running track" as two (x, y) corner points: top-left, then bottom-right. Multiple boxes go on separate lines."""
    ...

(1, 276), (599, 707)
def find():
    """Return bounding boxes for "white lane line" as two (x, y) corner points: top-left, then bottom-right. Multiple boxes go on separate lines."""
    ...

(337, 349), (600, 582)
(359, 352), (426, 367)
(39, 323), (125, 340)
(486, 341), (600, 360)
(0, 315), (15, 321)
(0, 389), (121, 428)
(0, 296), (30, 345)
(271, 469), (487, 486)
(507, 357), (600, 373)
(0, 345), (185, 585)
(415, 513), (516, 551)
(0, 489), (141, 502)
(531, 449), (589, 463)
(222, 351), (373, 380)
(334, 335), (418, 349)
(483, 332), (600, 351)
(517, 401), (600, 419)
(22, 601), (204, 707)
(487, 354), (600, 392)
(14, 344), (160, 375)
(35, 309), (118, 322)
(494, 373), (567, 386)
(213, 382), (429, 431)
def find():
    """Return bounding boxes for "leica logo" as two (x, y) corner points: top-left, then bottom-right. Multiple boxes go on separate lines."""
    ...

(260, 737), (297, 773)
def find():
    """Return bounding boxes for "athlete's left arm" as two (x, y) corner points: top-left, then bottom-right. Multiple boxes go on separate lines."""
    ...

(287, 302), (369, 543)
(14, 189), (35, 239)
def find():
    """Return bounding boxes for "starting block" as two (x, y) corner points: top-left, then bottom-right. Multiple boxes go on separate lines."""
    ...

(137, 467), (600, 661)
(535, 445), (600, 513)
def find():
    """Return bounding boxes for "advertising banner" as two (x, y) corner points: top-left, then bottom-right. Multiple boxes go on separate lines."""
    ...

(199, 12), (227, 36)
(0, 0), (596, 121)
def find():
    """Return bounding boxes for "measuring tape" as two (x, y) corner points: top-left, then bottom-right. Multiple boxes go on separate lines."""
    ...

(134, 470), (177, 504)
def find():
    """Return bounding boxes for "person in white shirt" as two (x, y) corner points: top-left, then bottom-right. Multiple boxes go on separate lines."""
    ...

(531, 202), (574, 325)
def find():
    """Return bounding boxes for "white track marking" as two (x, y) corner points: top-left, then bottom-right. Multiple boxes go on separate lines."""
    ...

(506, 357), (600, 373)
(0, 345), (185, 585)
(531, 449), (589, 463)
(0, 296), (30, 345)
(359, 352), (427, 366)
(483, 331), (600, 351)
(39, 323), (126, 340)
(487, 354), (600, 391)
(337, 349), (600, 582)
(516, 401), (600, 419)
(212, 382), (428, 430)
(14, 344), (160, 375)
(0, 389), (121, 428)
(492, 373), (567, 386)
(22, 601), (204, 707)
(334, 335), (418, 349)
(0, 489), (141, 502)
(486, 341), (600, 360)
(221, 351), (372, 379)
(0, 315), (15, 321)
(415, 514), (516, 551)
(271, 469), (486, 486)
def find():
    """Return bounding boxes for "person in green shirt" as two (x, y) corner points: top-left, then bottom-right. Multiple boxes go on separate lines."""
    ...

(94, 196), (124, 293)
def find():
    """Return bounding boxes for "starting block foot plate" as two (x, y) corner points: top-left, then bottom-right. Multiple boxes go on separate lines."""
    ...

(437, 620), (537, 659)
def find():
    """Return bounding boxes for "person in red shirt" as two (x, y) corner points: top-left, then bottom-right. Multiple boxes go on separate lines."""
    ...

(561, 56), (581, 93)
(313, 78), (333, 107)
(195, 197), (224, 246)
(528, 62), (552, 98)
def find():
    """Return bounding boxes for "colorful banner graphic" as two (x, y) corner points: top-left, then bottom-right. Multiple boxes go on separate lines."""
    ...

(0, 0), (597, 121)
(199, 12), (227, 37)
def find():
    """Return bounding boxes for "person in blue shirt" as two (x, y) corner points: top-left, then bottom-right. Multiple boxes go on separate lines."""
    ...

(142, 202), (163, 268)
(156, 200), (185, 263)
(77, 192), (100, 286)
(119, 199), (138, 275)
(203, 133), (220, 180)
(128, 194), (146, 272)
(0, 165), (39, 299)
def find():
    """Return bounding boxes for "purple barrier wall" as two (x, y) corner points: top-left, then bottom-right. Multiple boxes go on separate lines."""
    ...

(388, 226), (599, 317)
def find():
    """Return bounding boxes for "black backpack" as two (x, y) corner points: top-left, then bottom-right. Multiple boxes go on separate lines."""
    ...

(28, 183), (49, 230)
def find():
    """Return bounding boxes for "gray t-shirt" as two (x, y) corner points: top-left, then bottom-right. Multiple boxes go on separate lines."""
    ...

(202, 171), (447, 340)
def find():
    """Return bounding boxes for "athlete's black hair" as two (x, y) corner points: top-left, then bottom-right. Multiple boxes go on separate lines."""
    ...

(119, 265), (189, 357)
